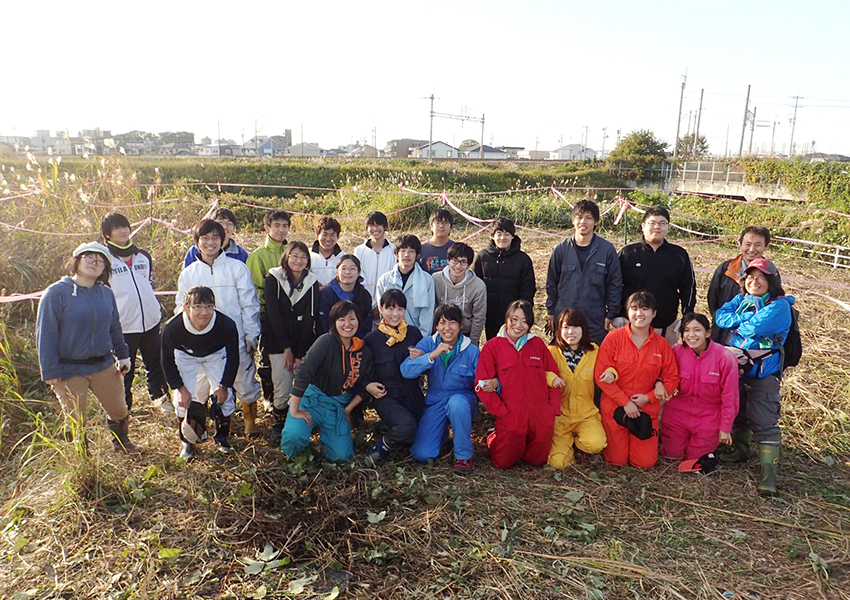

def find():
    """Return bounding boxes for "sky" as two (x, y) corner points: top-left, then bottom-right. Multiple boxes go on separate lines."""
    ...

(2, 0), (849, 156)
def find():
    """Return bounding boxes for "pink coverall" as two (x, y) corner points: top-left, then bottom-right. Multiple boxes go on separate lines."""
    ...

(660, 340), (740, 460)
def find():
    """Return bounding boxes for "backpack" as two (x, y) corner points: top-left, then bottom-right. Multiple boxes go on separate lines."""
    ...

(779, 305), (802, 370)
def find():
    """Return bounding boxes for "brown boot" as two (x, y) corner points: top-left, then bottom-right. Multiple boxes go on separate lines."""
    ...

(242, 402), (259, 437)
(107, 417), (142, 453)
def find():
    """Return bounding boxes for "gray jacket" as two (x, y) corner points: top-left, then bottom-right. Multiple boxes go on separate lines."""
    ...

(546, 234), (622, 344)
(432, 267), (487, 346)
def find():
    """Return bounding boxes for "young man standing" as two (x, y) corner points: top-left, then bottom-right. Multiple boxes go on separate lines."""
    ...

(472, 217), (536, 341)
(100, 212), (169, 412)
(176, 219), (263, 436)
(617, 206), (696, 346)
(161, 285), (240, 459)
(183, 208), (248, 267)
(354, 211), (396, 318)
(376, 234), (436, 338)
(546, 201), (622, 345)
(707, 226), (779, 342)
(433, 242), (487, 346)
(419, 208), (455, 275)
(310, 216), (344, 286)
(246, 209), (290, 406)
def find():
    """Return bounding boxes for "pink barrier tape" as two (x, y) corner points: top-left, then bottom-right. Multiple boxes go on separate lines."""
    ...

(1, 289), (178, 304)
(805, 291), (850, 312)
(440, 191), (493, 225)
(0, 190), (42, 203)
(613, 195), (630, 225)
(457, 222), (492, 243)
(0, 220), (93, 236)
(550, 186), (575, 208)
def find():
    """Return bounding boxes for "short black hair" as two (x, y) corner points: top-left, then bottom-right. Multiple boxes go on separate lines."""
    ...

(491, 217), (516, 237)
(504, 299), (535, 328)
(100, 212), (131, 239)
(264, 209), (291, 227)
(380, 288), (407, 309)
(394, 234), (421, 257)
(626, 290), (657, 312)
(184, 285), (216, 306)
(447, 242), (474, 264)
(573, 200), (600, 222)
(192, 219), (226, 246)
(212, 208), (238, 227)
(280, 240), (311, 274)
(429, 207), (454, 226)
(679, 312), (711, 338)
(739, 225), (771, 246)
(336, 253), (361, 273)
(328, 300), (359, 339)
(316, 216), (341, 236)
(434, 303), (463, 327)
(365, 211), (388, 229)
(642, 205), (670, 224)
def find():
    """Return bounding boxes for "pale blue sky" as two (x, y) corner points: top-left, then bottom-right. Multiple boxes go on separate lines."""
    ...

(2, 0), (848, 155)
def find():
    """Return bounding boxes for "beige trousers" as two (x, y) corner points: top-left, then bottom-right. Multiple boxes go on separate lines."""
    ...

(52, 365), (129, 423)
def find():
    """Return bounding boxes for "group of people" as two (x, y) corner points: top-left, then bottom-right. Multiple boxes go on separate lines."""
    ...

(35, 198), (795, 496)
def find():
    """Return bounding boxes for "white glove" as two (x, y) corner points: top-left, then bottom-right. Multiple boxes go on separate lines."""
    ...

(116, 358), (132, 374)
(245, 336), (258, 354)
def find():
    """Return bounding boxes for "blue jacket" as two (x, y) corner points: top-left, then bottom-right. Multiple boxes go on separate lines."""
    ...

(715, 293), (794, 379)
(36, 277), (129, 381)
(183, 239), (248, 268)
(401, 333), (479, 405)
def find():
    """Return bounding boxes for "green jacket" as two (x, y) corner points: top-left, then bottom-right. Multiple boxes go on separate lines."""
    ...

(246, 236), (287, 308)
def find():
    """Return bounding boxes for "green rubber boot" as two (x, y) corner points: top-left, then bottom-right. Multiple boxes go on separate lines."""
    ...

(757, 442), (780, 497)
(721, 430), (752, 463)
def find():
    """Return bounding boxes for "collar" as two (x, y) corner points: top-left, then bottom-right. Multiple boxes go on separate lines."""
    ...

(311, 240), (342, 256)
(182, 311), (217, 335)
(365, 238), (390, 250)
(264, 236), (287, 252)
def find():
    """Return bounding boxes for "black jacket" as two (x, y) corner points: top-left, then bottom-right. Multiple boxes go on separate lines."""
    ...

(264, 270), (321, 357)
(364, 325), (425, 417)
(161, 311), (240, 390)
(472, 236), (536, 337)
(618, 239), (696, 329)
(292, 333), (374, 398)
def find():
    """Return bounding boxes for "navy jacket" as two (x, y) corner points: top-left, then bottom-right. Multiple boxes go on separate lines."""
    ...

(364, 325), (425, 417)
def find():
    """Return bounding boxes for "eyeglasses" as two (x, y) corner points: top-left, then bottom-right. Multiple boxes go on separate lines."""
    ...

(82, 254), (106, 265)
(645, 220), (669, 229)
(188, 304), (215, 311)
(747, 274), (768, 283)
(449, 258), (469, 268)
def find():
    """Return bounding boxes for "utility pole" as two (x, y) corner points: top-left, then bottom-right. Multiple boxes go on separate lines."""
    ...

(673, 71), (686, 160)
(693, 88), (704, 157)
(372, 126), (376, 156)
(425, 94), (435, 161)
(601, 127), (608, 156)
(616, 129), (621, 147)
(685, 110), (693, 140)
(217, 119), (221, 157)
(479, 115), (485, 159)
(748, 106), (757, 154)
(738, 84), (751, 157)
(725, 124), (730, 157)
(789, 95), (801, 157)
(770, 121), (778, 156)
(583, 125), (589, 154)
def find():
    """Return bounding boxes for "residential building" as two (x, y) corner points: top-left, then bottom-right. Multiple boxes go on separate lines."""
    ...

(550, 144), (595, 160)
(385, 138), (427, 158)
(461, 145), (508, 160)
(412, 141), (458, 159)
(283, 142), (323, 157)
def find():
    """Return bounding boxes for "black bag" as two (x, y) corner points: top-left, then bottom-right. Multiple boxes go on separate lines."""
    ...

(781, 306), (802, 369)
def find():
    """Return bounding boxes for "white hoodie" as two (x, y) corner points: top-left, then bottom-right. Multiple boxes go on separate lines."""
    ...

(175, 251), (261, 347)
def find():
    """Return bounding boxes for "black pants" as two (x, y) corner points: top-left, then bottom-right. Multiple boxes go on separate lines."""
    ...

(257, 320), (274, 403)
(124, 325), (168, 411)
(733, 375), (782, 444)
(373, 396), (420, 448)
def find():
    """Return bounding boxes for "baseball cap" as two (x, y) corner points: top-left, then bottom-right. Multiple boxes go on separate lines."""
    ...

(180, 402), (208, 445)
(613, 406), (655, 440)
(72, 241), (112, 262)
(745, 258), (778, 277)
(678, 452), (720, 474)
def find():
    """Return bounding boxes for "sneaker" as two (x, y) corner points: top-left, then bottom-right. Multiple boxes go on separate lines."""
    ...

(360, 437), (391, 468)
(152, 395), (173, 414)
(179, 442), (195, 461)
(453, 458), (473, 476)
(214, 436), (234, 454)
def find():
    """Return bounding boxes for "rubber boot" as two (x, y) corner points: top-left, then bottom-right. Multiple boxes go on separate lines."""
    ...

(757, 442), (780, 497)
(214, 415), (234, 454)
(271, 407), (287, 442)
(107, 417), (142, 453)
(177, 418), (195, 460)
(360, 436), (391, 468)
(721, 430), (752, 463)
(242, 401), (259, 437)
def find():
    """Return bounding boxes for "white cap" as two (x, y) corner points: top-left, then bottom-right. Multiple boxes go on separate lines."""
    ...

(72, 241), (111, 262)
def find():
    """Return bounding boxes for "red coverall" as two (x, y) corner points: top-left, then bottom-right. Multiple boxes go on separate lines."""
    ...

(476, 335), (562, 469)
(594, 326), (679, 468)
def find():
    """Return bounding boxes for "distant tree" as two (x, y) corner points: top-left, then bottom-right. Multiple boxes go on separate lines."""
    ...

(459, 139), (479, 151)
(678, 133), (709, 158)
(608, 129), (670, 179)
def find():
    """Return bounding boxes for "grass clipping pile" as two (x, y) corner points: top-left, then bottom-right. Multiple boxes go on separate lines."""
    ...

(2, 223), (850, 598)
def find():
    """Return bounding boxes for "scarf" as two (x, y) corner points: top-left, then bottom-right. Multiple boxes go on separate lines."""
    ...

(106, 240), (139, 258)
(498, 324), (532, 352)
(378, 319), (408, 346)
(736, 292), (770, 315)
(440, 345), (457, 368)
(561, 347), (585, 372)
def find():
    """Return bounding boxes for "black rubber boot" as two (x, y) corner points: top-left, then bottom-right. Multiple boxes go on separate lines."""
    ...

(271, 407), (287, 442)
(177, 418), (195, 460)
(721, 430), (752, 463)
(214, 415), (233, 454)
(107, 417), (141, 453)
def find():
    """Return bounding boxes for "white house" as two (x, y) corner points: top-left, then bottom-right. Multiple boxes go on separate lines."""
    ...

(412, 141), (458, 159)
(284, 142), (323, 157)
(550, 144), (595, 160)
(461, 145), (508, 160)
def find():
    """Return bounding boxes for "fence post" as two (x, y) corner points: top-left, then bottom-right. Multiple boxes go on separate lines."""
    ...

(835, 246), (841, 270)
